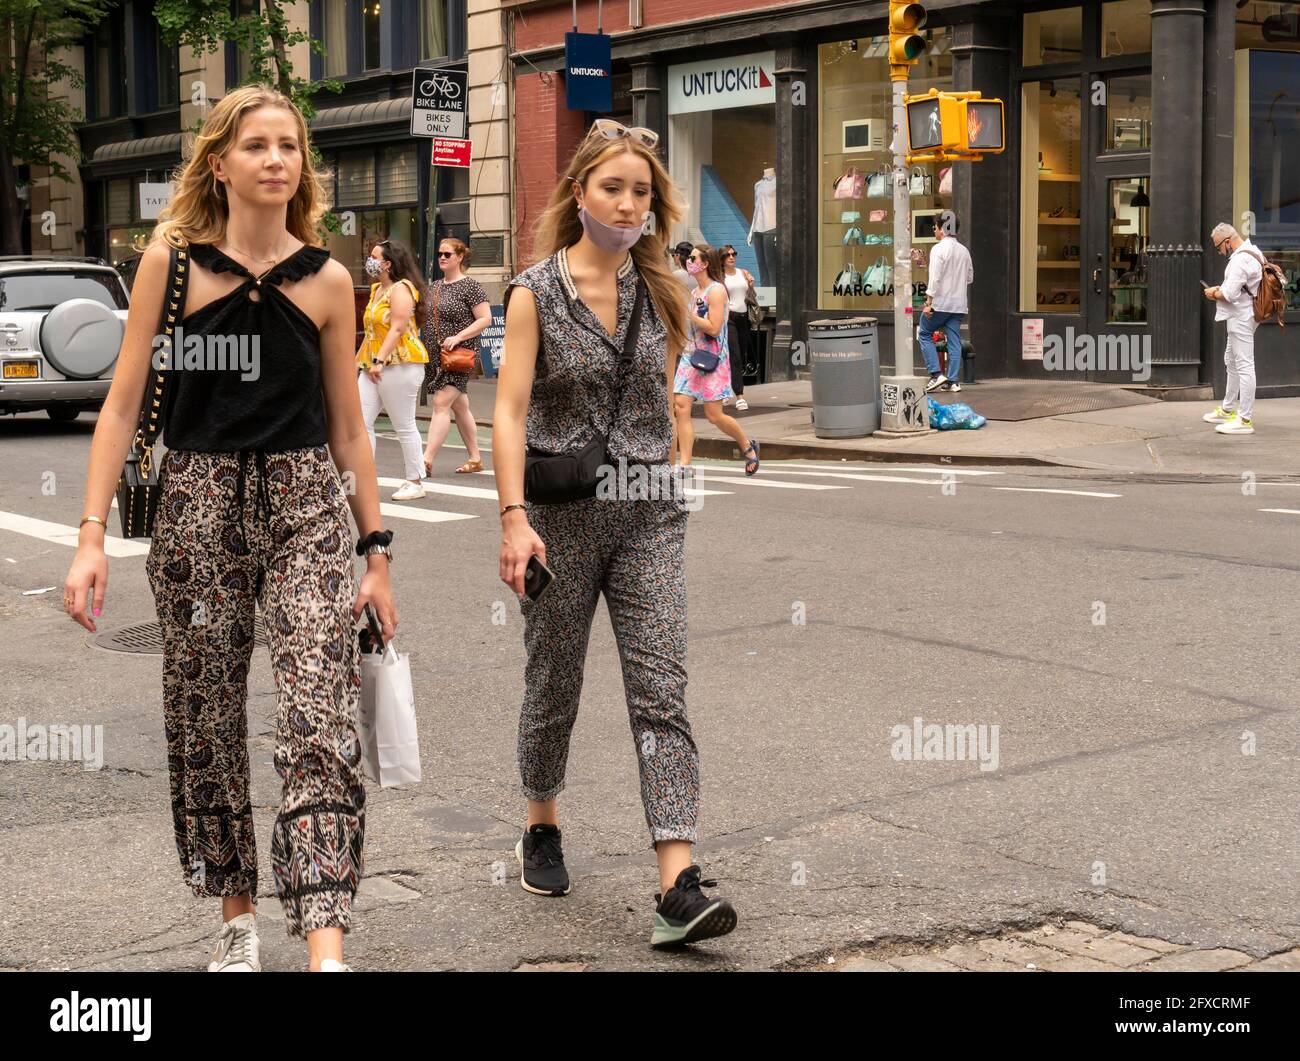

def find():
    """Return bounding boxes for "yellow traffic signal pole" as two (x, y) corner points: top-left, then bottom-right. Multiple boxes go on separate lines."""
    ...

(876, 3), (930, 436)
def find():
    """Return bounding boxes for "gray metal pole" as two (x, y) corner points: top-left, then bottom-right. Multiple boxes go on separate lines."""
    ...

(875, 74), (929, 435)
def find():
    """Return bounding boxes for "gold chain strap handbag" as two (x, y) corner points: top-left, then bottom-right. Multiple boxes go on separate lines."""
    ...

(116, 235), (189, 538)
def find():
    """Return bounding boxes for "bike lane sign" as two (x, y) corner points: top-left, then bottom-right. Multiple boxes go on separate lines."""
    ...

(411, 66), (467, 138)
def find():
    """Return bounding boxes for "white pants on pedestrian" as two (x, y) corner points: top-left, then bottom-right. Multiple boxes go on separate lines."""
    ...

(358, 362), (426, 481)
(1222, 316), (1258, 421)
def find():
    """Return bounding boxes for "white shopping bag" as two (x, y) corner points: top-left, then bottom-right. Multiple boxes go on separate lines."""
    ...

(358, 640), (421, 788)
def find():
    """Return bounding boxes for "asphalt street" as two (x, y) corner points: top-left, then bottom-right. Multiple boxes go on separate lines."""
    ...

(0, 412), (1296, 971)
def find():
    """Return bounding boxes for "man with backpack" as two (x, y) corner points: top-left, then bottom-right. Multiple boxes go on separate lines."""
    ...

(1202, 221), (1286, 435)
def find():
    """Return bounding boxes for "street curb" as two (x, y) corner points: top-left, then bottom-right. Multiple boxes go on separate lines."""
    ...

(414, 410), (1059, 467)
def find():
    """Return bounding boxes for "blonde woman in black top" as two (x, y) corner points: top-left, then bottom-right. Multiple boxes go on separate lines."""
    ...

(62, 86), (396, 973)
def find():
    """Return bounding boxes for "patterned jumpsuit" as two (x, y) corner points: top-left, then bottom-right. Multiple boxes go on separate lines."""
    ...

(507, 247), (700, 846)
(146, 243), (366, 938)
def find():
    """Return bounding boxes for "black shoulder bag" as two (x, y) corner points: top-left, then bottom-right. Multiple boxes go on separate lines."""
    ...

(116, 239), (190, 538)
(523, 279), (646, 505)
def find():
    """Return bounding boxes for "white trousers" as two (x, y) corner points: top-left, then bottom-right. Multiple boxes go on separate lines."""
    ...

(358, 362), (426, 481)
(1222, 316), (1258, 421)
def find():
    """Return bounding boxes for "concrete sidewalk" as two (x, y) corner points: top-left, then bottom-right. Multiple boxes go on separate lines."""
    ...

(425, 378), (1300, 478)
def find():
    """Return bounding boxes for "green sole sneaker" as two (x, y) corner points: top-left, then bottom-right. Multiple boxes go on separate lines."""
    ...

(651, 900), (738, 948)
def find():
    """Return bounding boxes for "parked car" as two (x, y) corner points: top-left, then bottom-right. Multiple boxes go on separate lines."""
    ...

(0, 257), (130, 420)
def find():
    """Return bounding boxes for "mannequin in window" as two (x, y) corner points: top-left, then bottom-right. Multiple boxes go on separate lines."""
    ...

(747, 166), (776, 287)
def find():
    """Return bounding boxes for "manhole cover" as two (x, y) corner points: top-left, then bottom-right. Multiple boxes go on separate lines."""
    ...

(93, 617), (269, 655)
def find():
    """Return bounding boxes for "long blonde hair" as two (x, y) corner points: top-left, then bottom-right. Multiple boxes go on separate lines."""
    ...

(153, 85), (330, 248)
(534, 131), (687, 356)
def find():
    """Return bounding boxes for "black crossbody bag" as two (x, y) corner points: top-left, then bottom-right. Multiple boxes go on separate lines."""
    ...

(523, 279), (646, 505)
(116, 239), (189, 538)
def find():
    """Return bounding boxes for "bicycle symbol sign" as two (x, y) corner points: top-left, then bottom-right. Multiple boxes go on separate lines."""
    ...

(411, 67), (467, 139)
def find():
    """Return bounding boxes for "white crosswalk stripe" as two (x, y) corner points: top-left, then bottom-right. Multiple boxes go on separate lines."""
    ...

(701, 466), (969, 486)
(1259, 508), (1300, 516)
(378, 502), (475, 524)
(690, 472), (848, 491)
(0, 510), (149, 557)
(994, 487), (1121, 499)
(378, 476), (498, 500)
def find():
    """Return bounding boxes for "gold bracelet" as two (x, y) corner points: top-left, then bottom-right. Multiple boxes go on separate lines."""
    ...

(79, 515), (108, 530)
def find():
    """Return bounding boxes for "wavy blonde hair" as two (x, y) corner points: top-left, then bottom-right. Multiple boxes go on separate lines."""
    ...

(153, 85), (330, 248)
(534, 130), (687, 356)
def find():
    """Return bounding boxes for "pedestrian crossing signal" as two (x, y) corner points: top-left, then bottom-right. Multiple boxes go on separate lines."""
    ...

(905, 88), (1005, 161)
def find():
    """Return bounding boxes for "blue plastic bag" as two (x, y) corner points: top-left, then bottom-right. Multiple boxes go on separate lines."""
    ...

(927, 396), (986, 430)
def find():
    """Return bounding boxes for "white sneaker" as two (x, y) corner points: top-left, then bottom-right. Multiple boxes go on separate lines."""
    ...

(318, 958), (353, 972)
(1202, 406), (1233, 424)
(1215, 415), (1255, 435)
(735, 397), (749, 411)
(391, 481), (426, 501)
(208, 913), (261, 972)
(925, 374), (948, 393)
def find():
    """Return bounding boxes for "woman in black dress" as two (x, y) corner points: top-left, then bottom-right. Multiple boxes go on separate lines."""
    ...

(420, 238), (491, 476)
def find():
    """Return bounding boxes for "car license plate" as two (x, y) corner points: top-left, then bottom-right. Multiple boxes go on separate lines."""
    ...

(2, 361), (39, 379)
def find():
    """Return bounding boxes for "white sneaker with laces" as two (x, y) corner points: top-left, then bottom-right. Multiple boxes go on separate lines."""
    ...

(1215, 414), (1255, 435)
(208, 913), (261, 972)
(391, 481), (426, 501)
(319, 958), (353, 971)
(925, 374), (948, 394)
(735, 397), (749, 411)
(1203, 406), (1233, 424)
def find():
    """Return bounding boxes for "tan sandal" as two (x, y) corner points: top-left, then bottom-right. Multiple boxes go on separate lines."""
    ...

(455, 458), (484, 474)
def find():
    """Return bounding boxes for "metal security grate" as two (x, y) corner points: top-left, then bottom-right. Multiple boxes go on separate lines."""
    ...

(93, 617), (269, 655)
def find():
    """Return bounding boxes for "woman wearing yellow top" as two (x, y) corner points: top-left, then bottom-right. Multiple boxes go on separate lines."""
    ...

(356, 238), (430, 500)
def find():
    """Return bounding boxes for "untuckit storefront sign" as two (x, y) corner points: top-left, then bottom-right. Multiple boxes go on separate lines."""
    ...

(667, 51), (776, 115)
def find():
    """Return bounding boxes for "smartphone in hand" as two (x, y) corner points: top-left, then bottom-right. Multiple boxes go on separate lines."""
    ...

(524, 555), (556, 601)
(1199, 280), (1210, 289)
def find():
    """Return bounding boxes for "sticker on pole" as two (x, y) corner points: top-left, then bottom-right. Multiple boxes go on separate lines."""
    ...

(432, 137), (472, 169)
(882, 382), (900, 416)
(411, 67), (467, 139)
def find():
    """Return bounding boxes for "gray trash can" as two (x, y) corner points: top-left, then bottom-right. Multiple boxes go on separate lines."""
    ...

(808, 317), (880, 438)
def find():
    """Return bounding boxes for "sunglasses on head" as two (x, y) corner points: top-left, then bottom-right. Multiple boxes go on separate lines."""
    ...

(590, 118), (660, 149)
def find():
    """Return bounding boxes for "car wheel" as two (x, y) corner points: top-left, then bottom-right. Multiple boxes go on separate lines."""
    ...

(47, 407), (81, 422)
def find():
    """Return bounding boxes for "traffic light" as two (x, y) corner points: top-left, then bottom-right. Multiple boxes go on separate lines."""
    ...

(889, 1), (927, 75)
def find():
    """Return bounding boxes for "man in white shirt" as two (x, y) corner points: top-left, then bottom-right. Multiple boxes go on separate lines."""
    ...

(919, 215), (974, 393)
(1203, 221), (1263, 434)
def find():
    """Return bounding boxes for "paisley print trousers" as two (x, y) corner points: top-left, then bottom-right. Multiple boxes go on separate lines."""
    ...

(146, 446), (365, 938)
(518, 494), (700, 846)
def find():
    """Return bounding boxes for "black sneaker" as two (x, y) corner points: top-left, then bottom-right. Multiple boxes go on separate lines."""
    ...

(651, 865), (737, 948)
(515, 823), (570, 897)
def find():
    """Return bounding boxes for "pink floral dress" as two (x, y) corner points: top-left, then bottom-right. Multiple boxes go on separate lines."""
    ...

(673, 280), (734, 402)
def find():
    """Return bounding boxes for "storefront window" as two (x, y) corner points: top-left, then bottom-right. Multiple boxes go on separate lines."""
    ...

(818, 31), (953, 311)
(1102, 0), (1153, 57)
(1108, 177), (1148, 322)
(1105, 75), (1151, 150)
(1023, 8), (1083, 66)
(335, 149), (377, 207)
(666, 51), (777, 297)
(1234, 40), (1300, 308)
(1019, 80), (1082, 312)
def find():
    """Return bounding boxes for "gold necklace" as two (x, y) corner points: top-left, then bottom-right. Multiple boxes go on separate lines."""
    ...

(222, 240), (295, 277)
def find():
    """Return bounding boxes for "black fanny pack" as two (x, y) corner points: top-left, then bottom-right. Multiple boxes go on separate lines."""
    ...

(524, 279), (646, 505)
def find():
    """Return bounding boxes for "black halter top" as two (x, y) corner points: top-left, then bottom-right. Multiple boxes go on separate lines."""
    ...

(162, 242), (333, 536)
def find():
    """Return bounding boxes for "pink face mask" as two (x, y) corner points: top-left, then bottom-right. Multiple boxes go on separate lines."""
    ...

(686, 258), (706, 275)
